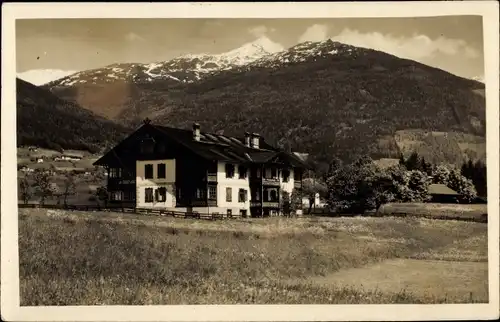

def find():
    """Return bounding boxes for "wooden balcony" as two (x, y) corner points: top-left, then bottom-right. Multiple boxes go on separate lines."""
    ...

(207, 174), (217, 182)
(250, 201), (262, 208)
(262, 178), (280, 186)
(262, 201), (280, 208)
(294, 180), (302, 189)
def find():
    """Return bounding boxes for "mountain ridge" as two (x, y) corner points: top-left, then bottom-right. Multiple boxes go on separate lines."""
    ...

(39, 39), (485, 169)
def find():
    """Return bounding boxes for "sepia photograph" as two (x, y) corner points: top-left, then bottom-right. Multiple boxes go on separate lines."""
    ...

(2, 2), (499, 321)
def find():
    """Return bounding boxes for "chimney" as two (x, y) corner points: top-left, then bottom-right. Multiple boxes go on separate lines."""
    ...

(193, 123), (201, 141)
(244, 132), (251, 147)
(251, 133), (260, 149)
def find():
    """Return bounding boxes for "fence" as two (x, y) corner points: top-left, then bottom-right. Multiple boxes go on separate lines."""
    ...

(18, 203), (247, 221)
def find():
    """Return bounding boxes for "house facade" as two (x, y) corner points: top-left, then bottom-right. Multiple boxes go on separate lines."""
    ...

(93, 121), (309, 217)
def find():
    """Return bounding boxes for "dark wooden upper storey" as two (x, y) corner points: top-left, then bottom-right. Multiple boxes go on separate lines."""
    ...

(93, 121), (310, 173)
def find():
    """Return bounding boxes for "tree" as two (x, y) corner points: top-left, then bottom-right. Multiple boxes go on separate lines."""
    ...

(385, 164), (413, 202)
(366, 169), (396, 213)
(95, 186), (109, 208)
(19, 175), (32, 204)
(419, 157), (432, 175)
(280, 190), (291, 216)
(398, 154), (406, 168)
(32, 169), (55, 206)
(404, 152), (421, 171)
(448, 169), (478, 203)
(432, 164), (452, 185)
(61, 174), (77, 207)
(461, 160), (487, 197)
(407, 170), (431, 202)
(326, 155), (378, 214)
(289, 188), (302, 215)
(302, 178), (327, 214)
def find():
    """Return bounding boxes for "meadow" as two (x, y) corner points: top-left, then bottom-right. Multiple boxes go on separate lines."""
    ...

(18, 208), (488, 305)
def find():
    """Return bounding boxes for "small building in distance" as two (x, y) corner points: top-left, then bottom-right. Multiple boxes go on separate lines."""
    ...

(428, 183), (460, 203)
(93, 121), (310, 217)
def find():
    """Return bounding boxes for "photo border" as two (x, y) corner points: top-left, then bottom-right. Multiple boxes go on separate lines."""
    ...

(2, 2), (499, 321)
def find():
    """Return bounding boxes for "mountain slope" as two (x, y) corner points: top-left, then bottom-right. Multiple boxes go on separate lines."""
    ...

(44, 39), (486, 168)
(150, 40), (486, 166)
(16, 78), (130, 153)
(44, 36), (284, 120)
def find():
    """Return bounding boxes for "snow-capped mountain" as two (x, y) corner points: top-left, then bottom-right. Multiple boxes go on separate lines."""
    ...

(47, 36), (285, 87)
(242, 39), (360, 70)
(17, 69), (77, 86)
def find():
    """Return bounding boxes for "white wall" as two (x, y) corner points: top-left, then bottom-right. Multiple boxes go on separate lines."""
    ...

(216, 161), (250, 213)
(136, 159), (176, 208)
(280, 168), (295, 194)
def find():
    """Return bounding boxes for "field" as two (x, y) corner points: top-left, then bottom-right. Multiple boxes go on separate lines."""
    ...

(17, 146), (106, 205)
(19, 208), (488, 305)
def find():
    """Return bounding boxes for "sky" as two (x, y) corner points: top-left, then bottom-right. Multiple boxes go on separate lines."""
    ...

(16, 16), (484, 79)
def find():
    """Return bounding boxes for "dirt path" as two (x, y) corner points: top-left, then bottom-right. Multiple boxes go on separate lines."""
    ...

(289, 259), (489, 302)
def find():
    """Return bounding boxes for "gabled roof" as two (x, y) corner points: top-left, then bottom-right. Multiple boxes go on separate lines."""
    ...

(94, 123), (310, 169)
(428, 183), (459, 196)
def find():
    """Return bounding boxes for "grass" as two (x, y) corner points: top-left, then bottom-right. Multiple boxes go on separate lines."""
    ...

(18, 208), (488, 305)
(378, 202), (488, 222)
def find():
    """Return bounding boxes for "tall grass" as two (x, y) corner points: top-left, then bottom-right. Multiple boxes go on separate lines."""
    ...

(18, 209), (488, 305)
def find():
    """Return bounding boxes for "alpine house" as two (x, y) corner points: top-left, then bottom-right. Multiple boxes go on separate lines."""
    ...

(93, 119), (309, 217)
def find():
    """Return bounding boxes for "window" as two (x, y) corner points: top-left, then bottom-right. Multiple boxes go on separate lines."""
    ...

(196, 188), (206, 200)
(110, 191), (123, 201)
(157, 163), (166, 179)
(225, 163), (235, 178)
(240, 209), (247, 218)
(270, 190), (278, 201)
(227, 209), (232, 217)
(271, 168), (278, 179)
(208, 186), (217, 200)
(155, 187), (167, 202)
(238, 166), (247, 179)
(109, 168), (122, 178)
(256, 168), (261, 178)
(294, 169), (301, 181)
(238, 189), (248, 203)
(144, 164), (153, 179)
(145, 188), (154, 203)
(282, 169), (290, 182)
(226, 187), (232, 202)
(124, 191), (135, 201)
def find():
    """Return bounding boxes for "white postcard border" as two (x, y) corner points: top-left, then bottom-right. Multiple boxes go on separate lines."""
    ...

(2, 2), (499, 321)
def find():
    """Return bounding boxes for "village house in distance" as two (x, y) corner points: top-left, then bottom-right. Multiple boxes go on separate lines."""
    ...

(93, 119), (309, 217)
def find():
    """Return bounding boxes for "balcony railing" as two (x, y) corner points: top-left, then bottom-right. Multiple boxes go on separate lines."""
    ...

(250, 201), (262, 207)
(294, 180), (302, 188)
(262, 178), (280, 186)
(262, 201), (280, 208)
(207, 174), (217, 182)
(191, 200), (217, 207)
